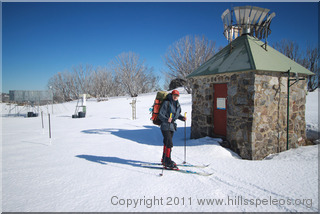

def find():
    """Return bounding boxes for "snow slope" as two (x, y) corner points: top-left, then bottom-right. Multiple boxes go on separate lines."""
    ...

(1, 89), (318, 212)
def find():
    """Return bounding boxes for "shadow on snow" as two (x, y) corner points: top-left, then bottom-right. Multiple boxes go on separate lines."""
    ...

(75, 155), (151, 167)
(81, 125), (216, 147)
(75, 155), (164, 175)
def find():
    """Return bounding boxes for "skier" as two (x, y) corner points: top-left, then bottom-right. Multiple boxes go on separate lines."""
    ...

(158, 90), (186, 169)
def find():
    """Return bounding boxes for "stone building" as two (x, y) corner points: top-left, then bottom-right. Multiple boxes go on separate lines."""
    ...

(187, 34), (313, 160)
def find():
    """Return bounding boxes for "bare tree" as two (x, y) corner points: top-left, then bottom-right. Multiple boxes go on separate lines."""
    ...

(48, 73), (64, 102)
(273, 40), (319, 91)
(90, 67), (111, 98)
(48, 71), (75, 102)
(273, 39), (301, 62)
(301, 46), (319, 92)
(140, 73), (160, 93)
(163, 71), (172, 90)
(89, 66), (125, 98)
(110, 52), (158, 97)
(72, 64), (94, 95)
(163, 35), (216, 93)
(48, 64), (95, 102)
(48, 56), (159, 102)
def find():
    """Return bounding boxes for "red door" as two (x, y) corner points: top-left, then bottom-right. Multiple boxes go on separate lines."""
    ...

(213, 84), (227, 136)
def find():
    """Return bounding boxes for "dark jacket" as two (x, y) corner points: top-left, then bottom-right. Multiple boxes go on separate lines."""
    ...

(158, 93), (184, 131)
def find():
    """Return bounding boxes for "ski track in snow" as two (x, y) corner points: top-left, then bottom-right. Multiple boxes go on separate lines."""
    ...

(1, 88), (318, 212)
(173, 149), (317, 212)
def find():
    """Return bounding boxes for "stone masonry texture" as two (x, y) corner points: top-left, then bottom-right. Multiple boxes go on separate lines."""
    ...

(189, 71), (308, 160)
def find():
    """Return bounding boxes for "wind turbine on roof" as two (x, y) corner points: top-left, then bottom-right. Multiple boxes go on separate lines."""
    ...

(221, 5), (276, 48)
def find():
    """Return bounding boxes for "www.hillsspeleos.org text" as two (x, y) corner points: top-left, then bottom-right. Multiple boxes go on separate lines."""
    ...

(110, 195), (313, 209)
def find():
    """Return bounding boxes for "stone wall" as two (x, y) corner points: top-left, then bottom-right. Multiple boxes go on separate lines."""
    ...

(190, 73), (232, 139)
(227, 72), (255, 159)
(252, 71), (307, 160)
(189, 71), (308, 160)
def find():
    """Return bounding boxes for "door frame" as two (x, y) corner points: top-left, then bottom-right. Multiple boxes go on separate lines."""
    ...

(213, 83), (228, 137)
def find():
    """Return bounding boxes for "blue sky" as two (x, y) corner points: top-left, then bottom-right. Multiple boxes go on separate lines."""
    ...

(2, 2), (318, 93)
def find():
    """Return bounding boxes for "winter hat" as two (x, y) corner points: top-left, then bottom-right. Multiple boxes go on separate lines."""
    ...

(172, 90), (180, 96)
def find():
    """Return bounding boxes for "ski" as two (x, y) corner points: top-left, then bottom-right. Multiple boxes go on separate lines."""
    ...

(140, 165), (213, 176)
(141, 163), (209, 168)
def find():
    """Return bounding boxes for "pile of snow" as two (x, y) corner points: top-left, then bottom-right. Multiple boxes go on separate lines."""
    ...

(306, 89), (319, 143)
(1, 88), (318, 212)
(265, 144), (318, 161)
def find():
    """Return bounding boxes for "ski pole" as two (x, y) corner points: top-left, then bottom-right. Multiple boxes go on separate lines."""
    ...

(183, 112), (187, 164)
(160, 113), (173, 177)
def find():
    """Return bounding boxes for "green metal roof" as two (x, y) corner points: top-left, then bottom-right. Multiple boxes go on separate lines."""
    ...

(187, 34), (314, 78)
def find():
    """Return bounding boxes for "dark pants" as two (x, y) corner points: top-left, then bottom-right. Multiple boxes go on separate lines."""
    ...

(161, 130), (174, 148)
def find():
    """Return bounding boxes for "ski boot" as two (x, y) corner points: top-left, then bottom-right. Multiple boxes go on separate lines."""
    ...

(164, 158), (178, 170)
(163, 147), (178, 169)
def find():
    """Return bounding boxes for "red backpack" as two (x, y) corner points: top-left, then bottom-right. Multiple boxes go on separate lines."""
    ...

(150, 91), (168, 126)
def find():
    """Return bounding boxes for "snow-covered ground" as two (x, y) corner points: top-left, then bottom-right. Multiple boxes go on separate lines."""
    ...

(1, 88), (318, 212)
